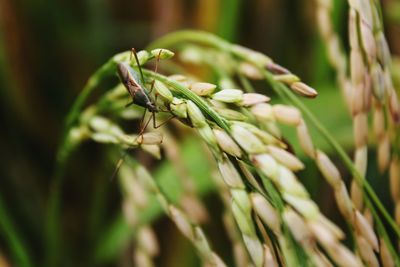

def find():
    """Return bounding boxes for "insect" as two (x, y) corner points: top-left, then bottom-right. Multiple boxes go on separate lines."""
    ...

(118, 49), (175, 134)
(117, 63), (157, 112)
(111, 48), (173, 180)
(116, 48), (160, 135)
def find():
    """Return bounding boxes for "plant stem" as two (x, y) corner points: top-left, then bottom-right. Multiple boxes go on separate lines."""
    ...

(147, 30), (231, 51)
(46, 59), (115, 267)
(142, 69), (231, 131)
(238, 73), (255, 93)
(61, 60), (116, 158)
(217, 0), (242, 41)
(0, 195), (32, 267)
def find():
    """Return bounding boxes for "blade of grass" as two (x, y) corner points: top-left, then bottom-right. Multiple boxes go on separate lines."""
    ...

(0, 194), (32, 267)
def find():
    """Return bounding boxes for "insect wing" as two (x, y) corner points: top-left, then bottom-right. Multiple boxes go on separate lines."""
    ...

(117, 62), (153, 109)
(117, 62), (145, 86)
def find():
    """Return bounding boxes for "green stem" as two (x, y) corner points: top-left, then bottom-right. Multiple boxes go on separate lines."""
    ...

(46, 59), (115, 267)
(238, 73), (255, 93)
(0, 195), (32, 267)
(366, 197), (400, 265)
(148, 29), (400, 238)
(147, 30), (232, 51)
(217, 0), (242, 41)
(142, 69), (230, 131)
(59, 60), (116, 160)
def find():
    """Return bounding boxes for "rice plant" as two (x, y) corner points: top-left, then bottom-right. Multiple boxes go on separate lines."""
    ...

(52, 21), (399, 266)
(1, 0), (399, 267)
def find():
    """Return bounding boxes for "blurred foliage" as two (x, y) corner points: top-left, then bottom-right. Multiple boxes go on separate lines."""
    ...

(0, 0), (399, 266)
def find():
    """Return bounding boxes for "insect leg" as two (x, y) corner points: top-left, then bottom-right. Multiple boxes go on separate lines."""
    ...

(138, 108), (147, 133)
(153, 113), (175, 129)
(151, 74), (174, 126)
(154, 49), (162, 75)
(148, 49), (163, 95)
(125, 102), (135, 108)
(152, 111), (157, 129)
(138, 112), (154, 137)
(149, 80), (156, 94)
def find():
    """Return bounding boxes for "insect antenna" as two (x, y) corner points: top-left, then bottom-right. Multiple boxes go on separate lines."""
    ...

(131, 48), (146, 84)
(148, 49), (162, 94)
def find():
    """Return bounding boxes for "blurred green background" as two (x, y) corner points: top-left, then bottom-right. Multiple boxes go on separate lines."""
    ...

(0, 0), (399, 266)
